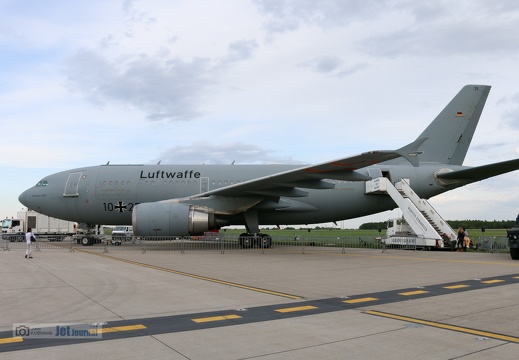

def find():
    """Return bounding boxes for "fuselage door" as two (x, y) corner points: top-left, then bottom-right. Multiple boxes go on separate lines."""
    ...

(367, 168), (383, 179)
(63, 172), (82, 197)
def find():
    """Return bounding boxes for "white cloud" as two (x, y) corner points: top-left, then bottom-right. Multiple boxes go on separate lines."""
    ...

(63, 49), (216, 120)
(154, 142), (303, 165)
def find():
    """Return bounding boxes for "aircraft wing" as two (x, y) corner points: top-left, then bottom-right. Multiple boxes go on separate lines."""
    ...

(192, 139), (424, 199)
(436, 158), (519, 182)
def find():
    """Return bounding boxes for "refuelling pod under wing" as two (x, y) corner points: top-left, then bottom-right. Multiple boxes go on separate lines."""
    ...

(132, 201), (215, 237)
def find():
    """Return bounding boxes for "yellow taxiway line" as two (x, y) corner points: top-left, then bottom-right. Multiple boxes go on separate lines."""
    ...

(78, 250), (301, 300)
(443, 284), (470, 289)
(481, 279), (505, 284)
(343, 297), (379, 304)
(275, 305), (317, 313)
(0, 336), (23, 345)
(365, 310), (519, 343)
(192, 315), (242, 323)
(95, 324), (147, 334)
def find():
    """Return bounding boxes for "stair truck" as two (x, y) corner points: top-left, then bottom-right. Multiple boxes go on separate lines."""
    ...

(382, 217), (453, 250)
(366, 177), (457, 250)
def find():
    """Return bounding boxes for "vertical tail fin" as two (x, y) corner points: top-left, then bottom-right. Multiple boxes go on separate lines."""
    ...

(404, 85), (491, 165)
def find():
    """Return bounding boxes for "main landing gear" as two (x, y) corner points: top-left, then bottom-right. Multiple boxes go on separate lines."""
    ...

(238, 233), (272, 249)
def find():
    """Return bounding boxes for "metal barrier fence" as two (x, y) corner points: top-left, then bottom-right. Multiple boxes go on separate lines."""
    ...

(1, 234), (510, 255)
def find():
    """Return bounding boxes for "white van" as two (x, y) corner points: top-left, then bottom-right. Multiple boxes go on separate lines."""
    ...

(111, 226), (133, 245)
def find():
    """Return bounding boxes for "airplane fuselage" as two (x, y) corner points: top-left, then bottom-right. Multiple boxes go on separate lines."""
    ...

(18, 162), (461, 227)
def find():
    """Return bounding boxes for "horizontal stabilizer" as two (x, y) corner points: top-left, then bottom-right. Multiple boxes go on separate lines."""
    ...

(395, 137), (427, 167)
(437, 158), (519, 182)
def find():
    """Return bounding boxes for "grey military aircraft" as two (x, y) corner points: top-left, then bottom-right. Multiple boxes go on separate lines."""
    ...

(18, 85), (519, 247)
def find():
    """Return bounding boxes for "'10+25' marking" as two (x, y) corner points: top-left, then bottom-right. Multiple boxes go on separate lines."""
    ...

(103, 201), (139, 213)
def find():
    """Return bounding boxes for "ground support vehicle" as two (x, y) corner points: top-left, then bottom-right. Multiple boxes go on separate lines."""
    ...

(506, 224), (519, 260)
(73, 224), (106, 246)
(366, 178), (457, 250)
(2, 209), (76, 242)
(382, 217), (454, 250)
(110, 226), (133, 245)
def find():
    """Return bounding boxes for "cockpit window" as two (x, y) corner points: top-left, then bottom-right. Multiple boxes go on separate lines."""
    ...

(36, 180), (49, 187)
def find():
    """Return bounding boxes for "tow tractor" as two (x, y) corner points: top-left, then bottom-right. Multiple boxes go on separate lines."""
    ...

(73, 224), (106, 246)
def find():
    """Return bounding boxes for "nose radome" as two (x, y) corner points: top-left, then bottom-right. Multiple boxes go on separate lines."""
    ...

(18, 189), (28, 207)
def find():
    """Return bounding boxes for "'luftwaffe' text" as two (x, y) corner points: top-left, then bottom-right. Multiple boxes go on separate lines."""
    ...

(139, 170), (201, 179)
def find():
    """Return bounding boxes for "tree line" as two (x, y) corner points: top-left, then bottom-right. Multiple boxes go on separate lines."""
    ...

(359, 219), (517, 231)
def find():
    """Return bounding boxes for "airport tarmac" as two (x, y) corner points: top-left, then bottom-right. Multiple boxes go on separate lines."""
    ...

(1, 244), (519, 359)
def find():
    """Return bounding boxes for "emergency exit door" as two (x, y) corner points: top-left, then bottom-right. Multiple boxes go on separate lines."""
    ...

(64, 172), (82, 197)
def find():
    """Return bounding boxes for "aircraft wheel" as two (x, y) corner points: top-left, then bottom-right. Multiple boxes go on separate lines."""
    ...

(81, 237), (92, 246)
(258, 234), (272, 248)
(239, 233), (253, 249)
(510, 248), (519, 260)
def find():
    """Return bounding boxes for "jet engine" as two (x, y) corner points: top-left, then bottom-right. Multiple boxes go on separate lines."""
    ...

(132, 202), (215, 237)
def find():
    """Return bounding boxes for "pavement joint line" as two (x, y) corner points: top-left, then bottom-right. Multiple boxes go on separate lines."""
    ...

(364, 310), (519, 343)
(76, 249), (302, 299)
(398, 290), (429, 296)
(275, 305), (318, 313)
(192, 315), (242, 323)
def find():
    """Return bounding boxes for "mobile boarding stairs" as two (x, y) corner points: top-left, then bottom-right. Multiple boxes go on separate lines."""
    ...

(365, 177), (457, 248)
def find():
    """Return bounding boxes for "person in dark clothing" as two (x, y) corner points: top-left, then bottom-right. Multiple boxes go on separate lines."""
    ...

(456, 227), (465, 252)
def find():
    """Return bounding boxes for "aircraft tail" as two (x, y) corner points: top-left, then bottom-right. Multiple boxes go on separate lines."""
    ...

(394, 85), (491, 165)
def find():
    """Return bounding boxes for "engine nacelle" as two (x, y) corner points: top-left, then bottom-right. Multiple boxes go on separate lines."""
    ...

(132, 202), (215, 237)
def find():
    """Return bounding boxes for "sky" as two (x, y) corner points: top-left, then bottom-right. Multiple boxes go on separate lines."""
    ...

(2, 0), (519, 229)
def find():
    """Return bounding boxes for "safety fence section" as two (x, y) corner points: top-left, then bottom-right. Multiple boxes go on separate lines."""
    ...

(1, 234), (510, 255)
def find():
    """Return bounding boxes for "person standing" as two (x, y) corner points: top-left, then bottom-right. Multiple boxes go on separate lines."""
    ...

(463, 227), (470, 251)
(25, 228), (35, 259)
(456, 227), (465, 252)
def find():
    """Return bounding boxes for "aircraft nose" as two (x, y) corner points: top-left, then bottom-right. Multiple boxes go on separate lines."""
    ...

(18, 189), (28, 207)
